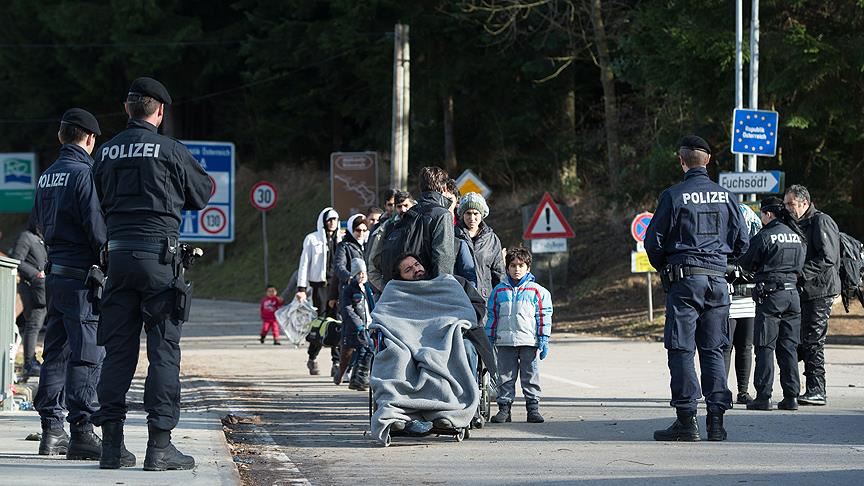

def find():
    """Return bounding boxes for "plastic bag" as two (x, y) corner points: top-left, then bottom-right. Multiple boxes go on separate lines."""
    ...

(276, 297), (318, 345)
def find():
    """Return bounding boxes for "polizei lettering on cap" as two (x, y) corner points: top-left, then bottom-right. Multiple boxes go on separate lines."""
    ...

(681, 191), (729, 205)
(101, 143), (161, 161)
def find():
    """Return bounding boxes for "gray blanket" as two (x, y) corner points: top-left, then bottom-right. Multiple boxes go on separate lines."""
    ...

(370, 275), (480, 445)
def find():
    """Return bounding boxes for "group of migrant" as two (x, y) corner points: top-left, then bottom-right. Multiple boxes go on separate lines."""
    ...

(277, 167), (508, 445)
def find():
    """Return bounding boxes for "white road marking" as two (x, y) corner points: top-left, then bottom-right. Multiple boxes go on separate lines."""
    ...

(543, 373), (597, 389)
(198, 378), (310, 485)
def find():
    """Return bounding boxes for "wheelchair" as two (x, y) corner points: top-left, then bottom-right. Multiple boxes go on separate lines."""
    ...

(367, 330), (494, 447)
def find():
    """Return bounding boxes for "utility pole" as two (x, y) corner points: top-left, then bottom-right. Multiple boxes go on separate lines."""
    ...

(735, 0), (744, 176)
(390, 24), (410, 191)
(747, 0), (760, 202)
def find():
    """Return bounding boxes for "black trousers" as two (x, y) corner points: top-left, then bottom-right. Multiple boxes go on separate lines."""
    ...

(799, 296), (834, 395)
(307, 281), (339, 363)
(754, 290), (801, 400)
(16, 280), (47, 362)
(34, 274), (103, 429)
(664, 275), (733, 414)
(91, 250), (183, 431)
(723, 317), (754, 394)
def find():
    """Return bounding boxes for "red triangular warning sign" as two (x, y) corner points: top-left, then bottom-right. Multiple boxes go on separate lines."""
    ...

(523, 192), (575, 240)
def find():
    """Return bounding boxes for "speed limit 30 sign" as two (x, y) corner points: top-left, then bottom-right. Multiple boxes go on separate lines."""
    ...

(250, 181), (278, 211)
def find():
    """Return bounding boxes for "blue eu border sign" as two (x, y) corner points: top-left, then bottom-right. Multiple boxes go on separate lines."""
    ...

(179, 141), (235, 243)
(731, 109), (779, 157)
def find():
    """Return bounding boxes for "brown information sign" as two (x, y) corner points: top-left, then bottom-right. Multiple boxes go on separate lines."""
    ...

(330, 152), (379, 218)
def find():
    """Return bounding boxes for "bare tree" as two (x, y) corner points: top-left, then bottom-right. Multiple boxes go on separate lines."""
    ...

(460, 0), (624, 191)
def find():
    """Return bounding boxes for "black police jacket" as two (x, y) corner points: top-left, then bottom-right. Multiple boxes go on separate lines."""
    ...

(33, 144), (106, 268)
(736, 219), (805, 284)
(645, 167), (749, 273)
(94, 119), (212, 240)
(796, 205), (841, 300)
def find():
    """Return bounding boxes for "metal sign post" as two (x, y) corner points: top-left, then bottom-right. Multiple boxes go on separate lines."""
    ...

(251, 182), (278, 286)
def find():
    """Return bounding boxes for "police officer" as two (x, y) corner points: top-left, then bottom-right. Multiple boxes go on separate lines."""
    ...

(783, 184), (840, 406)
(31, 109), (115, 461)
(91, 77), (212, 470)
(735, 197), (806, 411)
(645, 135), (749, 442)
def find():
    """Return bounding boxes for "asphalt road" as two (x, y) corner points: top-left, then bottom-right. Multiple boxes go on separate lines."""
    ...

(181, 299), (864, 485)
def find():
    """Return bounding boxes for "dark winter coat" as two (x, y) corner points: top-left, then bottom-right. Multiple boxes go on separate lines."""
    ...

(416, 191), (455, 279)
(333, 232), (364, 289)
(797, 205), (841, 300)
(10, 229), (47, 308)
(456, 222), (505, 300)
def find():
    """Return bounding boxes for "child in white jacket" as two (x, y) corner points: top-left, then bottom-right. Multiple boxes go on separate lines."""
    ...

(486, 247), (552, 423)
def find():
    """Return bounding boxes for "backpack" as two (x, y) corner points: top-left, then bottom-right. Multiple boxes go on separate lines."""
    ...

(838, 232), (864, 312)
(379, 207), (429, 284)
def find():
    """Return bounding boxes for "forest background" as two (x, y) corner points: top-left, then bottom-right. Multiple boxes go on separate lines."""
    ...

(1, 1), (863, 316)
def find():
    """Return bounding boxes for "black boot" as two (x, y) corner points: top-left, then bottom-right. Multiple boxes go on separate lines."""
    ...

(490, 403), (511, 423)
(707, 412), (727, 441)
(38, 427), (69, 455)
(348, 350), (371, 391)
(526, 400), (545, 423)
(67, 423), (102, 460)
(143, 427), (195, 471)
(99, 421), (137, 469)
(746, 398), (773, 411)
(653, 410), (700, 441)
(777, 397), (799, 410)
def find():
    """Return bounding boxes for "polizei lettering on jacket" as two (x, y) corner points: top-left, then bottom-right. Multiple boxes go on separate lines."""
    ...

(681, 191), (729, 205)
(100, 143), (161, 161)
(38, 172), (70, 188)
(769, 233), (803, 244)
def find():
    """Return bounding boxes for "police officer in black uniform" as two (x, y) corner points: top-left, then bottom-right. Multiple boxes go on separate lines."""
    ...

(645, 135), (749, 442)
(31, 109), (111, 460)
(91, 77), (212, 470)
(735, 197), (806, 411)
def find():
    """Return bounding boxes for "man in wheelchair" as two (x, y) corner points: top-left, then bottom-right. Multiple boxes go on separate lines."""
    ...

(369, 254), (496, 445)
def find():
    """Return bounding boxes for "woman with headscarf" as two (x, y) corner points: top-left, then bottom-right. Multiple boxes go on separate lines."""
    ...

(455, 193), (505, 301)
(333, 214), (369, 293)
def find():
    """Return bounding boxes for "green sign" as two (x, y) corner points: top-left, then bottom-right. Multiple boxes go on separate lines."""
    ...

(0, 153), (36, 213)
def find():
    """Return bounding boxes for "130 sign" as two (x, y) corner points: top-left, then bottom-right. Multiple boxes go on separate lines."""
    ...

(250, 181), (278, 212)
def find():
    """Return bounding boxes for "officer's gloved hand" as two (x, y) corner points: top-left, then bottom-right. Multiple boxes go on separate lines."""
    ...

(538, 336), (549, 360)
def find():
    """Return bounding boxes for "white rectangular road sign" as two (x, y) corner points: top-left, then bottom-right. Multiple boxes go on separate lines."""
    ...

(179, 141), (235, 243)
(719, 171), (784, 194)
(531, 238), (567, 254)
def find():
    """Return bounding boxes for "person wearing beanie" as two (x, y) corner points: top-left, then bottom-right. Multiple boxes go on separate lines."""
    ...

(735, 197), (806, 411)
(336, 257), (376, 390)
(456, 192), (505, 301)
(296, 207), (343, 376)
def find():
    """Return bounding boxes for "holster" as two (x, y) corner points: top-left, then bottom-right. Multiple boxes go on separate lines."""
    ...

(85, 265), (106, 313)
(173, 277), (193, 322)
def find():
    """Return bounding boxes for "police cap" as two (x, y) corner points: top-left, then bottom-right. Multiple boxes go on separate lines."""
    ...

(127, 77), (172, 105)
(679, 135), (711, 155)
(760, 196), (784, 213)
(60, 108), (101, 136)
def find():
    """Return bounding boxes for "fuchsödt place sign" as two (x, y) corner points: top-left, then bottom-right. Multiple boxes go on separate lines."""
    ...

(719, 171), (784, 194)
